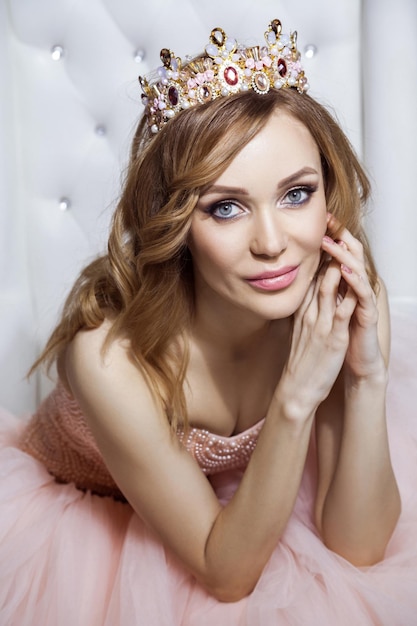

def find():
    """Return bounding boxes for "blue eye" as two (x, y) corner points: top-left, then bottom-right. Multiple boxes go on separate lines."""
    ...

(284, 186), (315, 206)
(209, 201), (242, 220)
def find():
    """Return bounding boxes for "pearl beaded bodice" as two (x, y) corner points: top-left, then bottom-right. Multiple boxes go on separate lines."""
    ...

(177, 421), (264, 475)
(20, 383), (264, 499)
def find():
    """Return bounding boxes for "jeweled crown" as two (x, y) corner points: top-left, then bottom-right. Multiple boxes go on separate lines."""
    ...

(139, 19), (309, 134)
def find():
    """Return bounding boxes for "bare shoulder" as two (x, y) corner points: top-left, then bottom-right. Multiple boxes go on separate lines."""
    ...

(66, 319), (143, 389)
(64, 319), (164, 437)
(66, 319), (124, 376)
(57, 320), (114, 393)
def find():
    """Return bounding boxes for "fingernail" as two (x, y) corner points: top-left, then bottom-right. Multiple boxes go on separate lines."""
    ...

(322, 235), (334, 244)
(341, 264), (352, 274)
(337, 240), (347, 249)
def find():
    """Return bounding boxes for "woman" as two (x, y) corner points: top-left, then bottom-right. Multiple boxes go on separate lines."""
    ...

(1, 20), (416, 625)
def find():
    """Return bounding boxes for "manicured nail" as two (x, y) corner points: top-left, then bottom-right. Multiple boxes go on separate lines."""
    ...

(323, 235), (334, 244)
(341, 264), (352, 274)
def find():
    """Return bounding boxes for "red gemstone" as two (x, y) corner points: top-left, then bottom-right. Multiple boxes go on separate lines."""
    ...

(224, 66), (238, 86)
(277, 58), (287, 77)
(168, 86), (179, 106)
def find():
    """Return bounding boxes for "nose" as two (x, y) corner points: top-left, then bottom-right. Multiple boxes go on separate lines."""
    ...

(249, 210), (288, 258)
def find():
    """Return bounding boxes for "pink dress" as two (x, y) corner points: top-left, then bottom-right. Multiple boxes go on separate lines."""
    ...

(1, 310), (417, 625)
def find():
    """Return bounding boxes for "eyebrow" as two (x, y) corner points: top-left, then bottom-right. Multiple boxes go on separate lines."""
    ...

(278, 167), (319, 188)
(202, 167), (319, 197)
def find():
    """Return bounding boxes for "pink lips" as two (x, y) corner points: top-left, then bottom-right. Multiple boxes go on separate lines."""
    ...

(246, 266), (299, 291)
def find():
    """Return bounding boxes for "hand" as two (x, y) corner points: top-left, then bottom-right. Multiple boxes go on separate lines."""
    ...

(321, 214), (386, 380)
(279, 234), (358, 416)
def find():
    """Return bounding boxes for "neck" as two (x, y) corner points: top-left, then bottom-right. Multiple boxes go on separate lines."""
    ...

(190, 294), (291, 362)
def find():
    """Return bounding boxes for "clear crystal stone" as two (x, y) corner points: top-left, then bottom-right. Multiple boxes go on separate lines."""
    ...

(205, 43), (219, 57)
(213, 30), (224, 45)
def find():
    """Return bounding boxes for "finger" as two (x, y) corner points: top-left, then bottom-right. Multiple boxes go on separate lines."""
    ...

(322, 236), (369, 288)
(293, 264), (330, 342)
(294, 271), (320, 328)
(319, 256), (342, 304)
(336, 277), (348, 306)
(332, 285), (358, 333)
(340, 264), (377, 308)
(310, 252), (357, 326)
(323, 235), (377, 329)
(319, 238), (352, 305)
(326, 214), (364, 257)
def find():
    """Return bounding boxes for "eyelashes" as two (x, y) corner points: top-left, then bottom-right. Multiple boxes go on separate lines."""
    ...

(282, 185), (317, 206)
(207, 201), (243, 220)
(203, 184), (318, 221)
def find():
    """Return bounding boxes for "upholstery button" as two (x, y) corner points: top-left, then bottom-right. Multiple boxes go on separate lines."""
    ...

(133, 48), (146, 63)
(58, 197), (71, 211)
(51, 45), (65, 61)
(304, 44), (317, 59)
(95, 124), (107, 136)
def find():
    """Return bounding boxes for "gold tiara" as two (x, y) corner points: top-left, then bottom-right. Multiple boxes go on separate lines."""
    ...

(139, 19), (309, 134)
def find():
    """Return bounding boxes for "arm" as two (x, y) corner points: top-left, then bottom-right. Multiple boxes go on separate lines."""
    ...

(65, 266), (357, 602)
(65, 326), (315, 602)
(315, 223), (401, 564)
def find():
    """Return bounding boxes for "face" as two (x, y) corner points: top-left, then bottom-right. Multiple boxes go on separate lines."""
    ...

(188, 111), (328, 322)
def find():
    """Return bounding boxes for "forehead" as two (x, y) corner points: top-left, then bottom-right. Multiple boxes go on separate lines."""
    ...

(216, 112), (320, 182)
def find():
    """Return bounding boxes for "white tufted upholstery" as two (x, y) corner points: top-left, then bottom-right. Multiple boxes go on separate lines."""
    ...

(1, 0), (416, 414)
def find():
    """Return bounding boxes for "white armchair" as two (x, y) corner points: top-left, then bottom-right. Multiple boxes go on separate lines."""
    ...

(1, 0), (416, 414)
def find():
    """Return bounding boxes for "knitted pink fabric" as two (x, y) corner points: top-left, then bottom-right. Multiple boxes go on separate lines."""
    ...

(19, 383), (263, 498)
(20, 384), (123, 498)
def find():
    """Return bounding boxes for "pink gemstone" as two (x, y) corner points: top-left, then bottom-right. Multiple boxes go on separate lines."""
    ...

(277, 58), (287, 78)
(168, 86), (179, 106)
(224, 66), (238, 86)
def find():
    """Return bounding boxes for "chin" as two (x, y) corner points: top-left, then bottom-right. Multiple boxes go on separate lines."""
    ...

(252, 299), (303, 321)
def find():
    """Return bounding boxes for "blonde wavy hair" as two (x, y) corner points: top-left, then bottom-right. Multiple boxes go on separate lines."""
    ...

(32, 88), (377, 429)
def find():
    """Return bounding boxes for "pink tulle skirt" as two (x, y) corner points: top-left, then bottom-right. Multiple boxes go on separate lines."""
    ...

(1, 308), (417, 625)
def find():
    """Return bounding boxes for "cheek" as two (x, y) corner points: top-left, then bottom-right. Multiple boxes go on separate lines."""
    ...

(189, 223), (243, 270)
(301, 216), (327, 253)
(307, 190), (328, 245)
(188, 229), (225, 272)
(297, 212), (327, 278)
